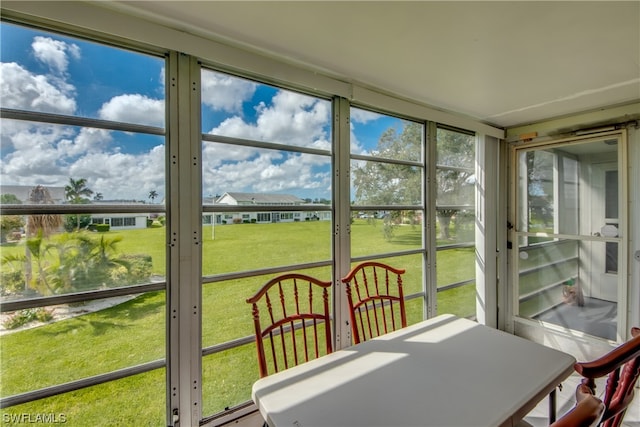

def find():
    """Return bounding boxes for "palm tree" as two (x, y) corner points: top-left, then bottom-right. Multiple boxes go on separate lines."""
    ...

(94, 192), (103, 201)
(148, 190), (158, 203)
(65, 177), (93, 231)
(25, 186), (64, 289)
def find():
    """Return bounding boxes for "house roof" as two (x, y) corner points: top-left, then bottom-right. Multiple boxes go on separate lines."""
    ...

(218, 192), (305, 205)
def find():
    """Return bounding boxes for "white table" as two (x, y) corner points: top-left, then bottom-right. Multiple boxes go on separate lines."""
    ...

(252, 314), (576, 427)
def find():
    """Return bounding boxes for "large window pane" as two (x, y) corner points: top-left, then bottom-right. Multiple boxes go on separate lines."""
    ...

(435, 127), (476, 318)
(200, 70), (333, 417)
(0, 22), (166, 418)
(0, 22), (165, 127)
(1, 292), (165, 395)
(1, 370), (165, 426)
(350, 108), (424, 258)
(436, 127), (475, 246)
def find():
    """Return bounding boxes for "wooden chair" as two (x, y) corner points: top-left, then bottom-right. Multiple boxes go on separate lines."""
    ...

(573, 327), (640, 427)
(341, 261), (406, 344)
(548, 384), (605, 427)
(246, 273), (333, 378)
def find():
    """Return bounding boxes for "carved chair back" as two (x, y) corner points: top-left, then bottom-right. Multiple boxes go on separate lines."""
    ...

(341, 261), (407, 344)
(246, 273), (333, 378)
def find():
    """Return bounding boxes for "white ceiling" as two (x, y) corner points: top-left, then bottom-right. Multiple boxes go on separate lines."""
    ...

(111, 1), (639, 129)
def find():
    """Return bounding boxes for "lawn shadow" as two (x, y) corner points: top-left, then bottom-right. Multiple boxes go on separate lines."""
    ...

(111, 291), (165, 321)
(33, 292), (163, 337)
(36, 315), (131, 337)
(391, 233), (422, 246)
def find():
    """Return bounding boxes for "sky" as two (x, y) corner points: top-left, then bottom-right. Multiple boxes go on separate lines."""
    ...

(0, 22), (409, 203)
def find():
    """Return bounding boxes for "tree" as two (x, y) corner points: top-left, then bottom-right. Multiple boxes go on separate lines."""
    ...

(435, 128), (475, 240)
(65, 177), (93, 231)
(26, 186), (63, 238)
(94, 192), (103, 201)
(352, 123), (422, 206)
(1, 194), (22, 204)
(351, 123), (475, 242)
(351, 122), (423, 240)
(148, 190), (158, 203)
(24, 186), (64, 287)
(0, 194), (24, 243)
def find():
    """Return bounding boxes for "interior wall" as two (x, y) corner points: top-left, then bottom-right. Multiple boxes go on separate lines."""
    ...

(506, 102), (640, 360)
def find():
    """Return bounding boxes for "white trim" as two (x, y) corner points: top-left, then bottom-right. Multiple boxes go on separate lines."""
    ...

(475, 134), (500, 327)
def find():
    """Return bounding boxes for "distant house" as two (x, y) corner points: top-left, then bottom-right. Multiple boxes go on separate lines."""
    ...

(90, 200), (150, 230)
(0, 185), (149, 230)
(206, 192), (330, 224)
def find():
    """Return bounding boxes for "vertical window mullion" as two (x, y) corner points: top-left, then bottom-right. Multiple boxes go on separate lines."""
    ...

(333, 97), (352, 350)
(425, 121), (438, 319)
(167, 52), (203, 427)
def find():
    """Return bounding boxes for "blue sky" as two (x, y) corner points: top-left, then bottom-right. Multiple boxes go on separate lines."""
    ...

(1, 22), (405, 202)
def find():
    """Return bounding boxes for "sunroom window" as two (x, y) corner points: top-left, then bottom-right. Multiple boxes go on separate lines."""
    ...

(199, 68), (333, 416)
(0, 22), (167, 424)
(435, 126), (476, 318)
(349, 107), (426, 323)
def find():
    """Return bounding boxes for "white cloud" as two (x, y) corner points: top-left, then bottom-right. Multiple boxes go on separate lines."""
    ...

(98, 94), (165, 127)
(58, 127), (113, 158)
(204, 151), (330, 196)
(0, 123), (72, 182)
(0, 119), (165, 200)
(70, 146), (165, 199)
(201, 70), (257, 113)
(0, 62), (76, 114)
(209, 90), (331, 149)
(1, 34), (168, 200)
(351, 108), (382, 124)
(32, 36), (80, 75)
(201, 89), (332, 197)
(2, 33), (335, 200)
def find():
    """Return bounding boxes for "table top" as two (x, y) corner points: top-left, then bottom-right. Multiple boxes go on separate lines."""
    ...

(252, 314), (576, 427)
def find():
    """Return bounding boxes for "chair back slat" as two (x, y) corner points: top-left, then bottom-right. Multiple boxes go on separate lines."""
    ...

(574, 327), (640, 427)
(247, 273), (333, 378)
(342, 262), (407, 344)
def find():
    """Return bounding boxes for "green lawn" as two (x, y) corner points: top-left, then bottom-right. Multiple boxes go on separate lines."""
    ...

(0, 220), (475, 425)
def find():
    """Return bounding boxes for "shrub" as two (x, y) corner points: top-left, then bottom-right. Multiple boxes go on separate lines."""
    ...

(35, 308), (54, 322)
(0, 271), (24, 296)
(2, 308), (53, 329)
(119, 254), (153, 283)
(96, 224), (110, 232)
(147, 219), (154, 228)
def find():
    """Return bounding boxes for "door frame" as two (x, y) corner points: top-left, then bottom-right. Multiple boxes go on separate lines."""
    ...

(507, 130), (629, 347)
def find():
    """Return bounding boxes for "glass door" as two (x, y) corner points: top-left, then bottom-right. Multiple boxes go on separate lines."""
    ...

(512, 133), (628, 342)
